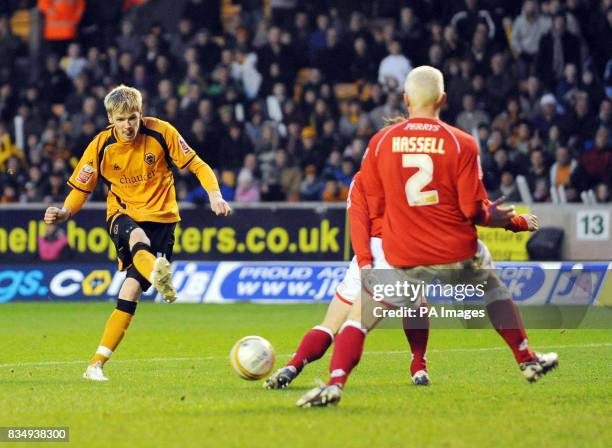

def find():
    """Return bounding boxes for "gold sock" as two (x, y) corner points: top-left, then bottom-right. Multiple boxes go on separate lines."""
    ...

(90, 309), (134, 365)
(133, 249), (156, 281)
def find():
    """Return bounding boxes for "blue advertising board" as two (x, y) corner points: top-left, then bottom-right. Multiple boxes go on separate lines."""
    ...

(1, 261), (610, 305)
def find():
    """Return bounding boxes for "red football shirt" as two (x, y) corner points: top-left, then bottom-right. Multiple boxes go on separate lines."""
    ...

(347, 171), (383, 267)
(359, 117), (488, 267)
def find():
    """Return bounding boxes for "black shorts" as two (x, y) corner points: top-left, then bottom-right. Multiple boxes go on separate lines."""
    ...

(107, 214), (176, 290)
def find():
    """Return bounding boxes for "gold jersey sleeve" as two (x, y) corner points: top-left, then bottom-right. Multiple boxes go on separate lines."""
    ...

(159, 118), (198, 169)
(67, 130), (109, 194)
(159, 118), (220, 192)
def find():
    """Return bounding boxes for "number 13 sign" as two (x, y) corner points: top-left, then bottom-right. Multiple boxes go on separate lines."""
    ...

(576, 210), (610, 241)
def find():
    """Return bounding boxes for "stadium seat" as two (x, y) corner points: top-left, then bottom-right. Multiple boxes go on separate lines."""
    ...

(527, 228), (565, 261)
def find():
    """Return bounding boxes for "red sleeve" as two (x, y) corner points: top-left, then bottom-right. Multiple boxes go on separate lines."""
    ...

(347, 173), (372, 267)
(505, 215), (529, 232)
(75, 0), (85, 20)
(359, 136), (385, 225)
(476, 199), (528, 231)
(38, 0), (51, 13)
(457, 136), (489, 225)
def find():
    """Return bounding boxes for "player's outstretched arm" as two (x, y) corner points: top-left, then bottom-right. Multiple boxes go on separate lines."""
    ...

(187, 155), (232, 216)
(481, 197), (539, 232)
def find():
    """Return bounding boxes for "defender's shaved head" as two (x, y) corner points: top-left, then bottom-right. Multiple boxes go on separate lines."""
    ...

(403, 66), (445, 109)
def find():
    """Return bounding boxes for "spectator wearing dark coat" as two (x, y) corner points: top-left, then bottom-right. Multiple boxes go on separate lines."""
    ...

(580, 127), (612, 188)
(486, 53), (516, 116)
(537, 14), (581, 90)
(258, 26), (296, 87)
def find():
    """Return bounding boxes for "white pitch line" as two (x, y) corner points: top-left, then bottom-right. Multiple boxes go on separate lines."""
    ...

(1, 343), (611, 369)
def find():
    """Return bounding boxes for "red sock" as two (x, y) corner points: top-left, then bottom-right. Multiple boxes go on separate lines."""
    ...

(403, 305), (430, 375)
(487, 299), (536, 364)
(327, 320), (366, 387)
(287, 326), (333, 373)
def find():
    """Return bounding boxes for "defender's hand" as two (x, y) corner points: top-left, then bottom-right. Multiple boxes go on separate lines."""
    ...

(209, 191), (232, 216)
(522, 213), (539, 232)
(487, 196), (516, 228)
(44, 207), (70, 224)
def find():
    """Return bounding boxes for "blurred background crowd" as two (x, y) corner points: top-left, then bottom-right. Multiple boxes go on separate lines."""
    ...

(0, 0), (610, 205)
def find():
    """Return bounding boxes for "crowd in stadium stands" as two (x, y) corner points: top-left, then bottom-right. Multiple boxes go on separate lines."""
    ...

(0, 0), (610, 205)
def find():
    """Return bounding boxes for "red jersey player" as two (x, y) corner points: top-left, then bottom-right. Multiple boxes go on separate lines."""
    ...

(264, 171), (431, 389)
(297, 66), (558, 408)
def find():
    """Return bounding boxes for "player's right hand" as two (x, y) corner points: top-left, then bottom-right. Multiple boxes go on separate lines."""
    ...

(209, 191), (232, 216)
(487, 196), (516, 227)
(522, 213), (539, 231)
(44, 207), (70, 224)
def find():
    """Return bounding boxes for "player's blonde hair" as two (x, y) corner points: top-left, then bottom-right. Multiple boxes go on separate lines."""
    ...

(403, 66), (445, 108)
(104, 84), (142, 116)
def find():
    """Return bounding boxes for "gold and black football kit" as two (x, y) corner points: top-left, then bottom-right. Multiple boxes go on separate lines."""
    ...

(64, 117), (220, 285)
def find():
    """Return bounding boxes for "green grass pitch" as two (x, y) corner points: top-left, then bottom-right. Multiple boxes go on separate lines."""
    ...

(1, 303), (611, 448)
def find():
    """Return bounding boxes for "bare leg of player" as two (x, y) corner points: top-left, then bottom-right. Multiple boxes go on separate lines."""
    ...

(296, 289), (384, 407)
(264, 295), (351, 389)
(83, 278), (141, 381)
(84, 227), (173, 381)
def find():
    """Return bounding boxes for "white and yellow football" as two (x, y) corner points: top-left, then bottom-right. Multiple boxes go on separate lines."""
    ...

(230, 336), (276, 380)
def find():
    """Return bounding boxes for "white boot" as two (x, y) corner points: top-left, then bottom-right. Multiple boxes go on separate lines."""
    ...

(83, 361), (108, 381)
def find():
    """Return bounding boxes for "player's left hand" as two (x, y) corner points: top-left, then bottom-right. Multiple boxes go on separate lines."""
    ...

(209, 191), (232, 216)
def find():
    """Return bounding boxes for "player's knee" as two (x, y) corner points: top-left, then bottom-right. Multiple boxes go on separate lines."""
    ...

(129, 228), (153, 259)
(482, 276), (510, 304)
(119, 277), (142, 302)
(129, 227), (150, 248)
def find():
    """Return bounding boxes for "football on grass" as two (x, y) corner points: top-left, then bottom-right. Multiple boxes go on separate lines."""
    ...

(230, 336), (276, 380)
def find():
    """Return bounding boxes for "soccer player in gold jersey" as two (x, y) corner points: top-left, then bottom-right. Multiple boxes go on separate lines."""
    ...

(44, 85), (231, 381)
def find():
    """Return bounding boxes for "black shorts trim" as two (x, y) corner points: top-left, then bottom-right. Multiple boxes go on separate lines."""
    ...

(126, 265), (152, 291)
